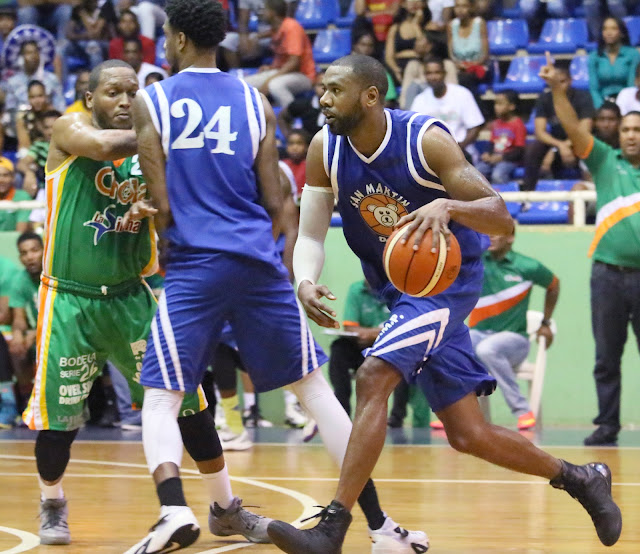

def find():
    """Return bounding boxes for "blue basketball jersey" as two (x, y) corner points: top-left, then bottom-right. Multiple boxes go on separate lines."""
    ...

(139, 68), (280, 265)
(325, 109), (486, 296)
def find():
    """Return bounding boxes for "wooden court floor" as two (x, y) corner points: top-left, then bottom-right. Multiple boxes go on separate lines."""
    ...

(1, 440), (638, 553)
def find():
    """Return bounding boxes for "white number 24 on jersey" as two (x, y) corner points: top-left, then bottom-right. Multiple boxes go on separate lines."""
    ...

(170, 98), (237, 155)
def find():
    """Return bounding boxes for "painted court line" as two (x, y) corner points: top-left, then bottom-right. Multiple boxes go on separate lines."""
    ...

(0, 527), (39, 554)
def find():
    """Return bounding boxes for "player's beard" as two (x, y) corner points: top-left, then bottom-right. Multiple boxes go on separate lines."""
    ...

(329, 103), (365, 136)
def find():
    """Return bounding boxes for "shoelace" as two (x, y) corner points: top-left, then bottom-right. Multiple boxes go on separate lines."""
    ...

(301, 505), (332, 524)
(39, 506), (67, 530)
(393, 526), (409, 539)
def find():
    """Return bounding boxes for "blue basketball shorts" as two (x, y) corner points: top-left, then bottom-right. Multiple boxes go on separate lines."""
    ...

(367, 259), (496, 413)
(140, 249), (327, 394)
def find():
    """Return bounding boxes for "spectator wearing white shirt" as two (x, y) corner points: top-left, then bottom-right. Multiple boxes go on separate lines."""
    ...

(615, 64), (640, 115)
(409, 56), (484, 161)
(122, 37), (167, 89)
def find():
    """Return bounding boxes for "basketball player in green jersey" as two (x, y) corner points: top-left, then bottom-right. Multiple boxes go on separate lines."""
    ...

(23, 60), (255, 549)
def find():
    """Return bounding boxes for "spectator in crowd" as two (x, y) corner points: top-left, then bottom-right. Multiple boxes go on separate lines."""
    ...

(447, 0), (488, 91)
(354, 0), (400, 58)
(384, 0), (427, 84)
(0, 6), (17, 52)
(122, 37), (167, 89)
(400, 30), (457, 108)
(0, 256), (17, 327)
(64, 0), (113, 73)
(522, 65), (595, 191)
(282, 129), (309, 197)
(588, 17), (639, 109)
(278, 71), (325, 139)
(8, 231), (42, 417)
(119, 0), (166, 40)
(425, 0), (453, 57)
(520, 0), (574, 41)
(583, 0), (634, 42)
(144, 70), (164, 86)
(540, 54), (640, 447)
(0, 157), (31, 232)
(244, 0), (315, 108)
(352, 30), (398, 105)
(615, 60), (640, 115)
(0, 254), (18, 428)
(3, 40), (65, 123)
(476, 89), (526, 184)
(109, 9), (155, 64)
(64, 69), (90, 114)
(410, 56), (484, 161)
(0, 90), (7, 153)
(467, 230), (559, 431)
(17, 0), (73, 41)
(15, 80), (53, 153)
(329, 279), (389, 417)
(17, 109), (61, 197)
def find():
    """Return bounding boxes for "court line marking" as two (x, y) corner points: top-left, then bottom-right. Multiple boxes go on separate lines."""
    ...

(0, 455), (319, 554)
(0, 527), (39, 554)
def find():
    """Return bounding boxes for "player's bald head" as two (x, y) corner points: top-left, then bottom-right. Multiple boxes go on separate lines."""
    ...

(328, 54), (388, 99)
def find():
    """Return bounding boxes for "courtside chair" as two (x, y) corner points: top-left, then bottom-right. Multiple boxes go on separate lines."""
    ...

(528, 18), (589, 54)
(494, 55), (546, 93)
(313, 28), (352, 64)
(487, 19), (529, 56)
(624, 16), (640, 45)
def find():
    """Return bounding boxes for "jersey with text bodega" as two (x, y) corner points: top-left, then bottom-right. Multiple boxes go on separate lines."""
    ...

(139, 68), (280, 265)
(325, 109), (485, 293)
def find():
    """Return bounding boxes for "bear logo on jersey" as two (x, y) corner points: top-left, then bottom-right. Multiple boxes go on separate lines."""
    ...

(359, 193), (409, 238)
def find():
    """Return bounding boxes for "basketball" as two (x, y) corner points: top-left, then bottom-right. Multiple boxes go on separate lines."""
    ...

(383, 227), (461, 297)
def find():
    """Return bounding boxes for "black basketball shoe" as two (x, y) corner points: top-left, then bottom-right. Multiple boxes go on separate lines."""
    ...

(267, 500), (352, 554)
(550, 460), (622, 546)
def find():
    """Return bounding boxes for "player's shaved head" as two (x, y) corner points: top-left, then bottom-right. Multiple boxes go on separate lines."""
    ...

(329, 54), (389, 99)
(89, 59), (135, 92)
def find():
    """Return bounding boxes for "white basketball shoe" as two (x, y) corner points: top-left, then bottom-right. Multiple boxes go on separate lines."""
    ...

(124, 506), (200, 553)
(369, 516), (429, 553)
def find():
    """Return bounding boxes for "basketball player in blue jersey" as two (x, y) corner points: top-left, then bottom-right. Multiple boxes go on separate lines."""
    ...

(125, 1), (428, 553)
(267, 54), (623, 553)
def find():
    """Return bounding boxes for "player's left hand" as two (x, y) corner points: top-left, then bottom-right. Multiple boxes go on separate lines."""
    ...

(123, 199), (158, 226)
(394, 198), (452, 253)
(536, 324), (554, 348)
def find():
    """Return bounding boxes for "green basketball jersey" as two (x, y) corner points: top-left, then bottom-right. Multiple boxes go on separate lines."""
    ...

(43, 155), (157, 286)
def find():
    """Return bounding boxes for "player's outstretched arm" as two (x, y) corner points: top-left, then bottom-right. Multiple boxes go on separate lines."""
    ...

(132, 92), (171, 233)
(255, 94), (283, 238)
(396, 124), (513, 251)
(293, 130), (339, 328)
(48, 113), (137, 167)
(539, 51), (593, 157)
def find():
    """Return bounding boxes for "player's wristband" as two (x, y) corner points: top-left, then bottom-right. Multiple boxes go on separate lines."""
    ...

(540, 319), (551, 327)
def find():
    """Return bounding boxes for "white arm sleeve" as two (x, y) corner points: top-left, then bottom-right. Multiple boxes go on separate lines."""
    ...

(293, 184), (335, 290)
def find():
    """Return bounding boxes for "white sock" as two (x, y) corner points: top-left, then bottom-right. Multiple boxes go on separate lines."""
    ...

(290, 370), (353, 467)
(39, 477), (64, 500)
(201, 464), (234, 509)
(243, 392), (255, 410)
(142, 388), (184, 474)
(283, 389), (297, 407)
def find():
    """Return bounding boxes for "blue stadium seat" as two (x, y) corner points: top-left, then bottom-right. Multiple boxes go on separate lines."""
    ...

(500, 2), (521, 19)
(487, 19), (529, 55)
(570, 55), (589, 90)
(295, 0), (339, 29)
(494, 56), (546, 93)
(493, 182), (522, 218)
(156, 36), (167, 67)
(67, 56), (89, 73)
(624, 16), (640, 46)
(64, 73), (78, 106)
(313, 28), (351, 63)
(248, 12), (259, 32)
(528, 18), (588, 53)
(517, 179), (574, 224)
(335, 0), (356, 28)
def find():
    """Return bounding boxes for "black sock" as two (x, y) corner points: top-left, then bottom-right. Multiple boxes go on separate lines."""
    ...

(357, 479), (386, 530)
(157, 477), (187, 507)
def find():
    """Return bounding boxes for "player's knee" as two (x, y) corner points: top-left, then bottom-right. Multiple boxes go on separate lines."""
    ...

(354, 358), (399, 402)
(35, 429), (79, 481)
(142, 388), (183, 418)
(447, 424), (487, 455)
(474, 340), (496, 363)
(178, 410), (223, 462)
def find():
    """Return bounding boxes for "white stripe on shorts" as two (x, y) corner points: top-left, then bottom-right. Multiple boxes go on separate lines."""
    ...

(151, 315), (172, 390)
(374, 308), (450, 352)
(158, 294), (185, 391)
(297, 298), (309, 376)
(370, 329), (437, 358)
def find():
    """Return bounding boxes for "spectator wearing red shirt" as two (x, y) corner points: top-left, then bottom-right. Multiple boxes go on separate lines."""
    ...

(109, 9), (156, 65)
(283, 129), (310, 197)
(244, 0), (315, 108)
(476, 89), (526, 184)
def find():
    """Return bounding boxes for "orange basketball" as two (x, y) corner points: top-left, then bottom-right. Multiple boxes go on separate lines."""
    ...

(383, 227), (461, 297)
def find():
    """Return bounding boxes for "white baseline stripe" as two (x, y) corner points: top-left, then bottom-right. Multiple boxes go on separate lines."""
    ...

(0, 526), (40, 554)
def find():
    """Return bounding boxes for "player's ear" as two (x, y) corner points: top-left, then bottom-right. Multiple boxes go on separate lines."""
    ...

(365, 85), (379, 107)
(85, 91), (94, 110)
(177, 31), (187, 51)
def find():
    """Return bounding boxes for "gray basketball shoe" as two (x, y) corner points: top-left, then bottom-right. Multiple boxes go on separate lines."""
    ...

(209, 496), (272, 543)
(39, 498), (71, 545)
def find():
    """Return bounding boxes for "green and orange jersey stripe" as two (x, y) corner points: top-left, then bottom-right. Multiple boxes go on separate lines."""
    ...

(588, 193), (640, 257)
(469, 280), (533, 327)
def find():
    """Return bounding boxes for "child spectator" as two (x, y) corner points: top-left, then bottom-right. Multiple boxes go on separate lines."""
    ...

(477, 90), (526, 184)
(109, 9), (156, 65)
(447, 0), (488, 91)
(282, 129), (309, 198)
